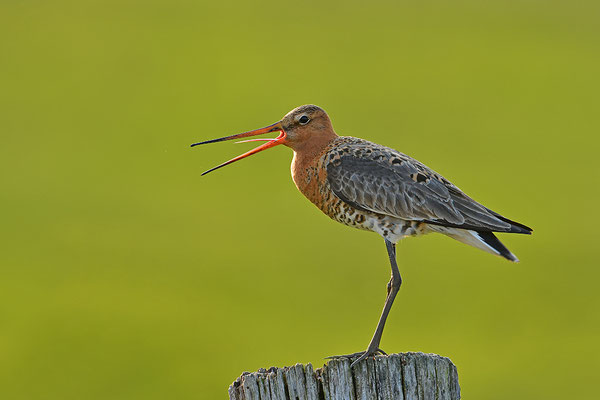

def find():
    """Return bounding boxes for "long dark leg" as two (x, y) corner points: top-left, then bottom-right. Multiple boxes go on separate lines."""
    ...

(326, 239), (402, 366)
(350, 239), (402, 365)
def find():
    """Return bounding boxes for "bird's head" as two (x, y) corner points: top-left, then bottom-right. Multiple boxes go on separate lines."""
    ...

(280, 105), (335, 150)
(192, 104), (337, 175)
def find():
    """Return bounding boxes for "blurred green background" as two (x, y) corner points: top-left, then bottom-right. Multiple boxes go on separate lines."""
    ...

(1, 0), (599, 399)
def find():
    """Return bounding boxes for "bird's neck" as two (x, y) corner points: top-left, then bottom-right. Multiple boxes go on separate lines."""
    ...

(291, 131), (337, 169)
(290, 135), (339, 199)
(289, 128), (337, 155)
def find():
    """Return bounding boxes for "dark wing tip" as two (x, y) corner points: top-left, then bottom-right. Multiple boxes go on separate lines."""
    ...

(482, 207), (532, 234)
(498, 217), (533, 234)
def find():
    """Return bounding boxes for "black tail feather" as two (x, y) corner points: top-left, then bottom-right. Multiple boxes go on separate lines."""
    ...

(476, 231), (519, 262)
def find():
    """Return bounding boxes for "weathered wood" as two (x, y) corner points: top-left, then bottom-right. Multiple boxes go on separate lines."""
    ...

(229, 352), (460, 400)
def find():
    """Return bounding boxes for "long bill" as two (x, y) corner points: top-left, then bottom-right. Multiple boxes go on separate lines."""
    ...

(190, 121), (285, 176)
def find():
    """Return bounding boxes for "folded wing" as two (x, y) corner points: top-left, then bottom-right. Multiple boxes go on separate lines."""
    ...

(326, 139), (532, 234)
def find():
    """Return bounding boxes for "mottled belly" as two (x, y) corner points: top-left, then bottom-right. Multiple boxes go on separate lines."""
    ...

(304, 175), (428, 243)
(332, 202), (428, 242)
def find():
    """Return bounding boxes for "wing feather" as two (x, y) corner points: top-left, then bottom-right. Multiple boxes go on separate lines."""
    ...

(325, 138), (524, 233)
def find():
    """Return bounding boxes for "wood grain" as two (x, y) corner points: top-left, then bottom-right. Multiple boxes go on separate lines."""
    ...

(229, 352), (460, 400)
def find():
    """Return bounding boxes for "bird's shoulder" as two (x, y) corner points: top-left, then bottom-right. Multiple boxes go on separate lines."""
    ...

(323, 136), (456, 191)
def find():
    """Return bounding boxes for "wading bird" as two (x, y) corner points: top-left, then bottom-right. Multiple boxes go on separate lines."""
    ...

(191, 105), (531, 365)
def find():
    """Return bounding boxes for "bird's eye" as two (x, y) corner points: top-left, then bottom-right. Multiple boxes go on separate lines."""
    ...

(299, 115), (310, 125)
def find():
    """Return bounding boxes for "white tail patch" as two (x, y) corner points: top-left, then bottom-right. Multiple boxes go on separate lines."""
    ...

(429, 226), (519, 262)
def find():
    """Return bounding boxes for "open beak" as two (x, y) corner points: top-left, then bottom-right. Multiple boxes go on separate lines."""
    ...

(191, 121), (285, 175)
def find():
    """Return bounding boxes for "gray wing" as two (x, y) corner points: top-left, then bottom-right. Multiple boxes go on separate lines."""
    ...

(326, 139), (526, 233)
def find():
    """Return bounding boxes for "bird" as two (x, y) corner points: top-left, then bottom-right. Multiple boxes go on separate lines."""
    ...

(191, 104), (532, 366)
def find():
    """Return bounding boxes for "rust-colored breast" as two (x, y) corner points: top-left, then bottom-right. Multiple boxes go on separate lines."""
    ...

(291, 137), (372, 230)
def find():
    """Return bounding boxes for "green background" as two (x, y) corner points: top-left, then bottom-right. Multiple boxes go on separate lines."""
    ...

(1, 1), (599, 398)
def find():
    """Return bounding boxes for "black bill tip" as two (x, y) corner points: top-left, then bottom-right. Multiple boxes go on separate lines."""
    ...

(191, 137), (227, 147)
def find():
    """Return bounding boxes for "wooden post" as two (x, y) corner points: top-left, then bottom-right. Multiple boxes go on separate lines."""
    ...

(229, 352), (460, 400)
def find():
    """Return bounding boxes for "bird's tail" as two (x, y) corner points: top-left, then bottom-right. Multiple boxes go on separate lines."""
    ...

(442, 229), (519, 262)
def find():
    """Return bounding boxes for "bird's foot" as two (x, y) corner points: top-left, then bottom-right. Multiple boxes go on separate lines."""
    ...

(326, 347), (386, 367)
